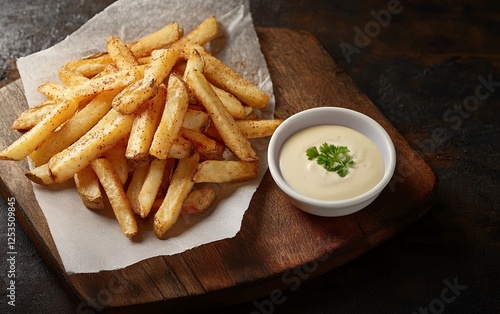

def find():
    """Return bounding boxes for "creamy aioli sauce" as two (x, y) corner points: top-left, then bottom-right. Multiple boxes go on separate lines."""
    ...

(279, 125), (384, 201)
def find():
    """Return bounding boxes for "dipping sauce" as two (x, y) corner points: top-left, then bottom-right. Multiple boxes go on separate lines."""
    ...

(279, 125), (384, 201)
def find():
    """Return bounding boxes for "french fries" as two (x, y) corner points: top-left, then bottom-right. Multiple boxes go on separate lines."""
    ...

(0, 16), (280, 240)
(149, 74), (189, 159)
(186, 70), (259, 162)
(126, 84), (167, 160)
(181, 187), (217, 215)
(74, 165), (104, 210)
(130, 22), (183, 58)
(154, 152), (199, 238)
(91, 158), (138, 238)
(12, 100), (57, 131)
(0, 98), (80, 161)
(112, 48), (179, 114)
(136, 158), (174, 218)
(193, 160), (259, 183)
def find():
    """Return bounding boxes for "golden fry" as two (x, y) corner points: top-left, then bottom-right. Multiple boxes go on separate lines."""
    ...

(62, 53), (112, 78)
(25, 164), (55, 186)
(112, 49), (178, 114)
(126, 162), (150, 215)
(186, 69), (258, 162)
(150, 74), (189, 159)
(107, 36), (139, 69)
(196, 46), (270, 109)
(62, 65), (144, 101)
(211, 83), (247, 119)
(193, 160), (258, 183)
(126, 84), (166, 160)
(168, 136), (194, 159)
(59, 66), (90, 87)
(11, 100), (57, 131)
(91, 158), (138, 238)
(103, 141), (129, 185)
(181, 187), (217, 215)
(180, 128), (224, 160)
(137, 158), (169, 218)
(29, 89), (119, 166)
(237, 119), (283, 138)
(48, 109), (135, 183)
(182, 109), (210, 132)
(131, 22), (183, 58)
(171, 16), (218, 49)
(0, 98), (79, 161)
(154, 152), (200, 238)
(37, 82), (67, 101)
(74, 165), (104, 210)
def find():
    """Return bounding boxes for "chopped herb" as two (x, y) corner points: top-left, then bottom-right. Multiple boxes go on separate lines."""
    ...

(306, 143), (354, 177)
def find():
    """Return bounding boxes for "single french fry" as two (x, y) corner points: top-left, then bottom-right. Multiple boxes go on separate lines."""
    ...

(181, 187), (217, 215)
(110, 78), (157, 115)
(144, 48), (180, 84)
(137, 158), (168, 218)
(130, 22), (183, 58)
(126, 161), (150, 215)
(103, 141), (129, 185)
(150, 74), (189, 159)
(182, 109), (210, 132)
(195, 47), (270, 109)
(25, 164), (55, 186)
(154, 152), (200, 238)
(171, 16), (218, 49)
(147, 158), (175, 209)
(237, 119), (283, 138)
(168, 136), (194, 159)
(0, 98), (80, 161)
(186, 69), (258, 162)
(107, 36), (139, 69)
(48, 109), (135, 183)
(59, 66), (90, 87)
(244, 106), (259, 120)
(126, 84), (166, 160)
(193, 160), (258, 183)
(37, 82), (68, 102)
(91, 158), (138, 238)
(112, 49), (178, 115)
(182, 48), (204, 104)
(62, 65), (144, 101)
(63, 53), (113, 78)
(74, 165), (104, 210)
(211, 83), (247, 119)
(29, 89), (119, 166)
(182, 48), (204, 80)
(180, 128), (224, 160)
(11, 100), (57, 131)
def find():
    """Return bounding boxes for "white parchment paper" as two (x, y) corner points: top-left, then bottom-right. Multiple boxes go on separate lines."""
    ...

(16, 0), (274, 274)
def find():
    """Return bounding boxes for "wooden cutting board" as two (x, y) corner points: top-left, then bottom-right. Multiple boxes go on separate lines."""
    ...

(0, 28), (437, 313)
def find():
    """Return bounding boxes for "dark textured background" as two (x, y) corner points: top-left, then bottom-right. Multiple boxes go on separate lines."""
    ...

(1, 0), (499, 313)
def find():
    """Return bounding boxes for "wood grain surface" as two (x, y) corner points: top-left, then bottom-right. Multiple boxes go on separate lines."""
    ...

(0, 28), (437, 313)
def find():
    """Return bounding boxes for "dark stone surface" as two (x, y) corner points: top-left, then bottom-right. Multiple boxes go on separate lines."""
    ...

(1, 0), (499, 313)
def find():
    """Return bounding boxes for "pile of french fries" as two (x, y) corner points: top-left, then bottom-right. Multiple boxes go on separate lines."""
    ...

(0, 16), (282, 239)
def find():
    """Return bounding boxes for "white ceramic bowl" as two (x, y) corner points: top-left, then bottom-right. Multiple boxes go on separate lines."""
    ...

(267, 106), (396, 217)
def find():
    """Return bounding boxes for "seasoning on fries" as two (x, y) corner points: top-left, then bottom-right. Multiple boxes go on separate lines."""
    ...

(0, 16), (282, 239)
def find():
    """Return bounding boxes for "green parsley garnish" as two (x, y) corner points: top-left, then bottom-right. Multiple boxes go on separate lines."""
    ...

(306, 143), (354, 177)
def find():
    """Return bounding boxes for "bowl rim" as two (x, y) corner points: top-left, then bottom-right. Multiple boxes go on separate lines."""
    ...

(267, 106), (396, 208)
